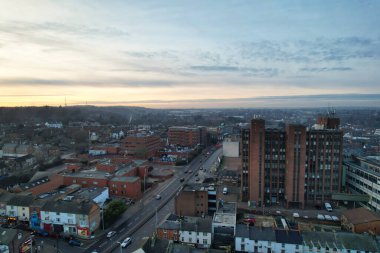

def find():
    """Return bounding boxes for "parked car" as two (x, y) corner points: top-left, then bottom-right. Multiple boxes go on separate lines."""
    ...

(106, 231), (117, 238)
(223, 187), (228, 195)
(243, 218), (256, 224)
(155, 194), (161, 200)
(121, 237), (132, 247)
(195, 177), (200, 181)
(31, 230), (49, 237)
(180, 178), (185, 182)
(324, 202), (333, 212)
(68, 239), (82, 246)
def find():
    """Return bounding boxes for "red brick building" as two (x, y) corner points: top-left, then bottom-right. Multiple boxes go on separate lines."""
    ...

(123, 134), (162, 159)
(175, 185), (208, 217)
(96, 160), (118, 173)
(241, 116), (343, 208)
(108, 177), (142, 199)
(63, 172), (109, 188)
(168, 126), (201, 147)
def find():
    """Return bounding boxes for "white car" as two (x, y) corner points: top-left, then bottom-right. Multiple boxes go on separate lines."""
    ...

(292, 212), (300, 218)
(317, 214), (325, 220)
(106, 231), (116, 238)
(121, 237), (132, 247)
(155, 194), (161, 200)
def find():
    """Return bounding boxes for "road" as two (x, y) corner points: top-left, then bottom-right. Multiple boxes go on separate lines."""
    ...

(82, 147), (222, 253)
(113, 148), (222, 253)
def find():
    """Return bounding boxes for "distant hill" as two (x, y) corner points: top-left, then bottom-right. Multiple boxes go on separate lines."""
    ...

(0, 105), (160, 125)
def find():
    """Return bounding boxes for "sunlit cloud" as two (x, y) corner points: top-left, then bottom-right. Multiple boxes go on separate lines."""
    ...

(0, 1), (379, 107)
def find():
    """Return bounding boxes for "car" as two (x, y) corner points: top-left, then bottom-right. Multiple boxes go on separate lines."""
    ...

(120, 237), (132, 247)
(324, 202), (333, 212)
(324, 215), (333, 221)
(184, 170), (188, 173)
(68, 239), (82, 246)
(180, 178), (185, 182)
(31, 230), (49, 237)
(106, 231), (117, 238)
(243, 218), (256, 223)
(188, 170), (193, 173)
(195, 177), (200, 181)
(223, 187), (228, 195)
(155, 194), (161, 200)
(200, 167), (203, 170)
(317, 214), (325, 220)
(195, 173), (198, 176)
(293, 213), (300, 218)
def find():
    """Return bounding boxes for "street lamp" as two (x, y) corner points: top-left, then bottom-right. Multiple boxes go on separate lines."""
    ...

(116, 241), (123, 253)
(30, 235), (34, 253)
(101, 204), (105, 230)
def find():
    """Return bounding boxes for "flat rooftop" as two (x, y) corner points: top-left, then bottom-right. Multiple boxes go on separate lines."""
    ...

(63, 170), (109, 179)
(213, 212), (236, 226)
(109, 176), (140, 183)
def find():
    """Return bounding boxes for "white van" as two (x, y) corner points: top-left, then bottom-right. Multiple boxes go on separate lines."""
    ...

(223, 187), (228, 195)
(324, 202), (333, 212)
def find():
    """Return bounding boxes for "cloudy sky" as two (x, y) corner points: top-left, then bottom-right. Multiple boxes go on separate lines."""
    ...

(0, 0), (379, 108)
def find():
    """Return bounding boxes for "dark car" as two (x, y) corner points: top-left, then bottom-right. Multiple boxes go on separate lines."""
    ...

(69, 239), (82, 246)
(31, 230), (49, 237)
(180, 178), (185, 182)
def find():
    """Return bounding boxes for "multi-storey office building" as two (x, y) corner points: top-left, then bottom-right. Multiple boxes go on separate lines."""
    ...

(123, 133), (162, 159)
(168, 126), (207, 147)
(345, 156), (380, 212)
(305, 128), (343, 204)
(241, 116), (343, 208)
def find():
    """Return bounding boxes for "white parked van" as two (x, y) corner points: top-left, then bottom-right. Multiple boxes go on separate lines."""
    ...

(324, 202), (333, 212)
(223, 187), (228, 195)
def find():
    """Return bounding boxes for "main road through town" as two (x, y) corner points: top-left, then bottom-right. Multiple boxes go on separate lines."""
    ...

(82, 147), (222, 253)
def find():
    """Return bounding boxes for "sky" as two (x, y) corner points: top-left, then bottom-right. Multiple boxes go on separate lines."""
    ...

(0, 0), (379, 108)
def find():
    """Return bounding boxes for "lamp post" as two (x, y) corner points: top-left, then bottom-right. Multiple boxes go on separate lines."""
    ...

(116, 241), (123, 253)
(102, 204), (105, 230)
(30, 235), (34, 253)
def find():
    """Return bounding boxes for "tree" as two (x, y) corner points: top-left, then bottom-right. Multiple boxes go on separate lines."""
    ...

(104, 200), (127, 227)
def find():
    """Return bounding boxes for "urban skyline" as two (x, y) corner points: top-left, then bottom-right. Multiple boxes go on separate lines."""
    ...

(0, 1), (379, 108)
